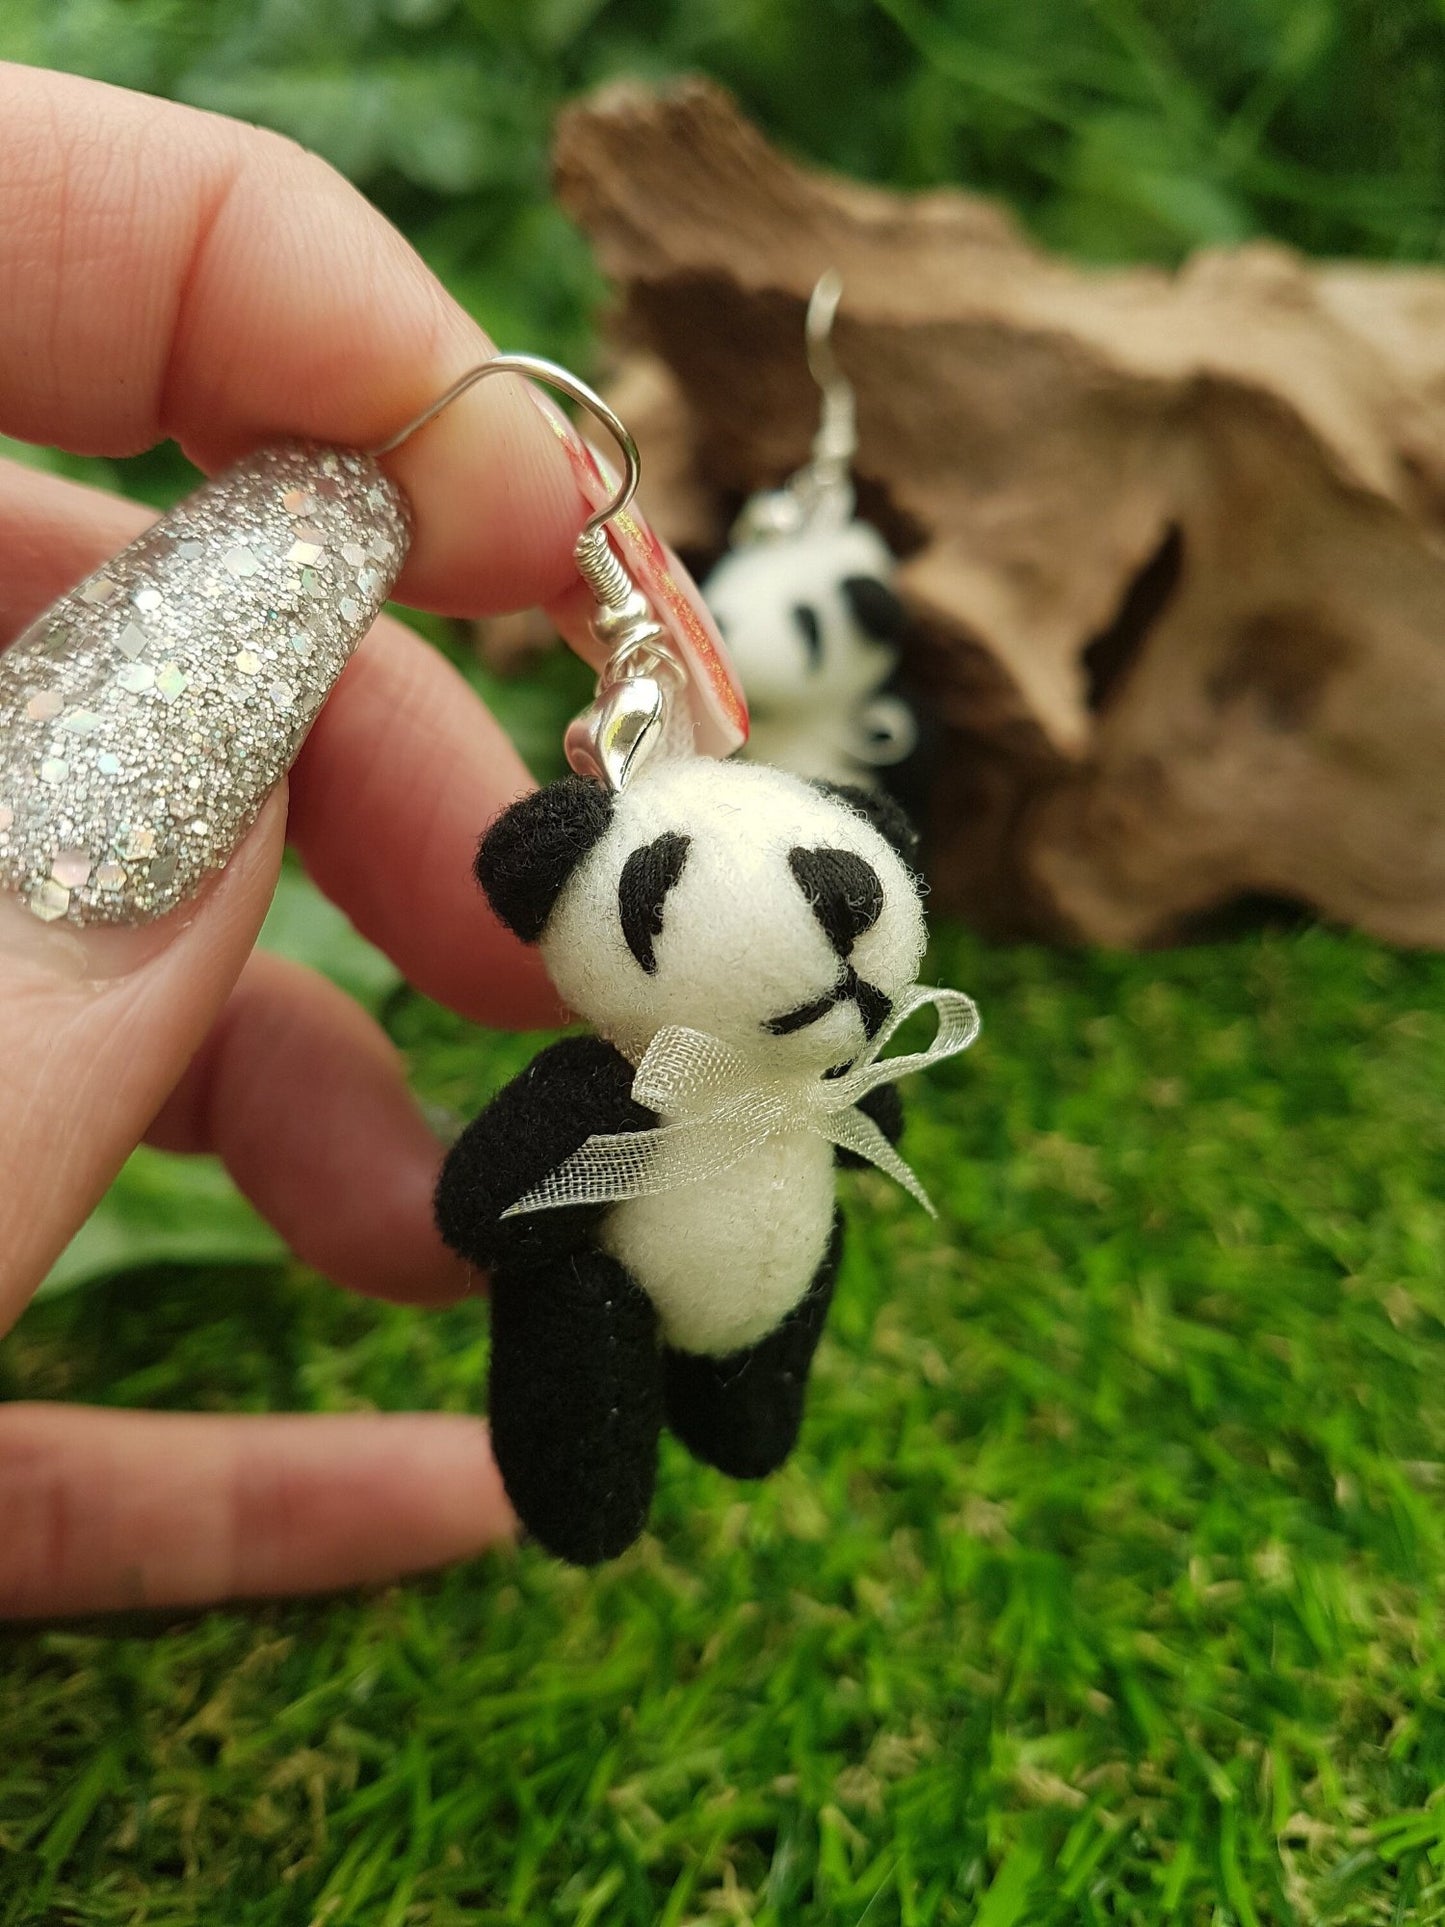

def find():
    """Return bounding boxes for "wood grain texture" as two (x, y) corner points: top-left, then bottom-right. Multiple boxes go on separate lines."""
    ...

(555, 78), (1445, 945)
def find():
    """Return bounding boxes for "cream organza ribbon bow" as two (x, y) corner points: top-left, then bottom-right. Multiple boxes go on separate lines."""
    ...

(502, 983), (980, 1222)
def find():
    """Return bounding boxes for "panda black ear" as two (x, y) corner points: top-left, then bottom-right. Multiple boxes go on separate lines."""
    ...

(811, 780), (921, 871)
(476, 777), (614, 943)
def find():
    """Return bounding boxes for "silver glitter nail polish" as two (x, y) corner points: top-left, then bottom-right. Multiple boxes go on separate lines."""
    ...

(0, 444), (410, 925)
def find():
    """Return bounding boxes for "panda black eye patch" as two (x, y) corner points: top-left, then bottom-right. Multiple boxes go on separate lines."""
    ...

(788, 847), (885, 955)
(842, 575), (908, 644)
(619, 832), (692, 973)
(791, 603), (823, 669)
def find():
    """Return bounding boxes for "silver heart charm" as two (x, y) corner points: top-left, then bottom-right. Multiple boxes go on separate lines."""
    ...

(564, 675), (666, 791)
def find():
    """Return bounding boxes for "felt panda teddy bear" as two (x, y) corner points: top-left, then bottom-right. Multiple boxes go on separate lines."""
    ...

(435, 755), (967, 1567)
(703, 520), (929, 814)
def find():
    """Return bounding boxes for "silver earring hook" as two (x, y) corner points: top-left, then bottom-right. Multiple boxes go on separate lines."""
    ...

(805, 269), (844, 391)
(732, 271), (858, 544)
(804, 269), (857, 496)
(370, 351), (641, 538)
(374, 352), (677, 793)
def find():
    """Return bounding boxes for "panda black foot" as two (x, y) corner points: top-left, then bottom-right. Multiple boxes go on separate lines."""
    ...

(663, 1215), (844, 1480)
(489, 1251), (662, 1565)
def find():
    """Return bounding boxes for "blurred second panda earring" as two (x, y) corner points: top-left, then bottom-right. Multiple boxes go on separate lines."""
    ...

(702, 272), (922, 797)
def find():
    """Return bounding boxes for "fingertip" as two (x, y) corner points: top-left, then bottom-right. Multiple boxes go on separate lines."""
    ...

(0, 68), (594, 622)
(241, 1413), (518, 1595)
(383, 381), (590, 619)
(168, 150), (593, 621)
(373, 1413), (518, 1562)
(0, 1407), (516, 1617)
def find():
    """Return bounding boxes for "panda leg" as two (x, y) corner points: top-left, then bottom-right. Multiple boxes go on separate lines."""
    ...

(663, 1214), (844, 1480)
(489, 1250), (662, 1566)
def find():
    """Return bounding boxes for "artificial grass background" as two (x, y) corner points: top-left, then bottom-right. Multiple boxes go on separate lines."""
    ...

(7, 929), (1445, 1921)
(7, 0), (1445, 1919)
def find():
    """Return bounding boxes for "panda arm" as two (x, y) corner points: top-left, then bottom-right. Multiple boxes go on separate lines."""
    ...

(435, 1034), (656, 1272)
(836, 1081), (906, 1168)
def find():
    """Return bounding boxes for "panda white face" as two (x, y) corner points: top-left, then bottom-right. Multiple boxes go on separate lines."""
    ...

(540, 758), (927, 1076)
(703, 522), (901, 716)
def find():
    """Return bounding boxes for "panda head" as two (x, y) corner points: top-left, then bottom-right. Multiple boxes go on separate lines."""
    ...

(479, 759), (927, 1074)
(702, 521), (906, 717)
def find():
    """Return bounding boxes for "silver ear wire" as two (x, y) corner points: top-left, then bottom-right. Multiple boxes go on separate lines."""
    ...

(732, 271), (859, 546)
(375, 353), (683, 791)
(803, 269), (858, 515)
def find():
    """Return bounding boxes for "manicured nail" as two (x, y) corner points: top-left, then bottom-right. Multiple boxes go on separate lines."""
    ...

(0, 446), (411, 927)
(0, 792), (285, 985)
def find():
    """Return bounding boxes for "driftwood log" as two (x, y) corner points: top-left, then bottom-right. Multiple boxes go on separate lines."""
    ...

(549, 78), (1445, 947)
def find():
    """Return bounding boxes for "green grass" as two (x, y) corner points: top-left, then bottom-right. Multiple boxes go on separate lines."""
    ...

(7, 0), (1445, 1919)
(8, 927), (1445, 1921)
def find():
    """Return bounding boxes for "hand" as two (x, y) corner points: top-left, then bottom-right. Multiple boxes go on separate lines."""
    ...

(0, 66), (643, 1616)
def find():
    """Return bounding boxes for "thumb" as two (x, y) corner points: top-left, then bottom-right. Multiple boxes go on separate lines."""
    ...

(0, 798), (284, 1317)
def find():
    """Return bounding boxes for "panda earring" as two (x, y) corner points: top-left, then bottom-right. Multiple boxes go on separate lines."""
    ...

(433, 359), (980, 1568)
(702, 273), (925, 804)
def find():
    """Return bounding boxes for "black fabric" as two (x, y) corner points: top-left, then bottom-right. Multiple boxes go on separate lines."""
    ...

(766, 844), (894, 1042)
(435, 1035), (655, 1273)
(792, 602), (823, 668)
(763, 961), (892, 1042)
(490, 1247), (664, 1566)
(617, 831), (691, 974)
(788, 846), (884, 954)
(812, 780), (921, 871)
(842, 574), (909, 645)
(764, 988), (838, 1037)
(873, 665), (935, 833)
(475, 778), (614, 943)
(663, 1214), (844, 1480)
(837, 572), (929, 840)
(843, 965), (892, 1041)
(836, 1080), (905, 1168)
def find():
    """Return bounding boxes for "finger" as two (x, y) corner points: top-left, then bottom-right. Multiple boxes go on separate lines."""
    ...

(0, 799), (286, 1319)
(0, 62), (593, 617)
(0, 1405), (513, 1618)
(0, 455), (560, 1028)
(288, 618), (561, 1028)
(147, 950), (471, 1304)
(0, 457), (146, 641)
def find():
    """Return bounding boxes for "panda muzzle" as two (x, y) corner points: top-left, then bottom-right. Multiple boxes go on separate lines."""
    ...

(764, 965), (892, 1041)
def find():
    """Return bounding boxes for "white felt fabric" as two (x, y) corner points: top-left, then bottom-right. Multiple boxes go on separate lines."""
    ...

(541, 757), (927, 1356)
(599, 1131), (836, 1355)
(703, 521), (900, 789)
(542, 758), (926, 1071)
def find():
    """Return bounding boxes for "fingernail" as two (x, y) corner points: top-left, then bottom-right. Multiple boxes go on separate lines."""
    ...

(0, 793), (284, 985)
(0, 446), (411, 927)
(0, 887), (178, 980)
(524, 383), (607, 489)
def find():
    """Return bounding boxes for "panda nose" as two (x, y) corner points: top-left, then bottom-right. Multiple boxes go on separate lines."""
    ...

(788, 847), (884, 956)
